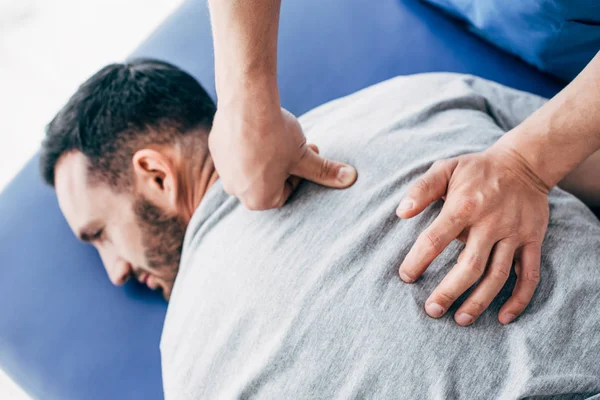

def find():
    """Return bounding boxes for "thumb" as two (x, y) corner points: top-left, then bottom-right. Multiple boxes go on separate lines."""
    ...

(396, 159), (457, 219)
(290, 144), (357, 188)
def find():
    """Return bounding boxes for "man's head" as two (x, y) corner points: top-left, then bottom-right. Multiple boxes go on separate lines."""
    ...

(40, 58), (217, 300)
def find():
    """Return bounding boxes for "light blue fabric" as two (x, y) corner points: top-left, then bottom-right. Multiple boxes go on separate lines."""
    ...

(422, 0), (600, 81)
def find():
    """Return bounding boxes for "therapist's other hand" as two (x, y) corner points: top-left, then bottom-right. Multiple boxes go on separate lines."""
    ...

(396, 144), (550, 326)
(209, 104), (357, 210)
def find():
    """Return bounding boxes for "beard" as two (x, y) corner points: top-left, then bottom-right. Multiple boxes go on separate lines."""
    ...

(133, 196), (187, 300)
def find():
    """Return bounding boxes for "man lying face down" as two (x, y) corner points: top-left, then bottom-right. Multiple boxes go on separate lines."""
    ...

(41, 59), (217, 300)
(42, 59), (600, 398)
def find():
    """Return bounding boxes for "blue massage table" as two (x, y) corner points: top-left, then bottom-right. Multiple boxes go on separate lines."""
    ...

(0, 0), (582, 398)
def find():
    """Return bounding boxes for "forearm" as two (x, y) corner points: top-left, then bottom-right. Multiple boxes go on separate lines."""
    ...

(559, 149), (600, 207)
(208, 0), (281, 107)
(206, 0), (356, 209)
(496, 51), (600, 189)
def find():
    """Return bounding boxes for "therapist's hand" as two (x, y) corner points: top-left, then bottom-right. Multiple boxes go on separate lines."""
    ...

(207, 0), (357, 211)
(396, 143), (550, 326)
(209, 102), (357, 210)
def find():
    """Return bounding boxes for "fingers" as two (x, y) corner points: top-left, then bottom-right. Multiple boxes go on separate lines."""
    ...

(398, 203), (467, 283)
(498, 243), (541, 324)
(290, 144), (357, 189)
(424, 230), (495, 319)
(396, 159), (458, 219)
(274, 144), (319, 208)
(275, 175), (302, 208)
(454, 240), (517, 326)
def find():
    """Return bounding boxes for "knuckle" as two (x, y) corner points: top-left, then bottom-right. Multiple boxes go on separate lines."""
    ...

(456, 197), (477, 217)
(414, 177), (431, 195)
(489, 265), (511, 281)
(244, 202), (260, 211)
(422, 231), (443, 253)
(521, 224), (545, 239)
(464, 253), (486, 276)
(512, 297), (530, 310)
(431, 160), (445, 169)
(454, 197), (478, 219)
(435, 290), (456, 306)
(467, 299), (487, 315)
(522, 269), (541, 285)
(498, 236), (519, 248)
(478, 226), (498, 241)
(318, 159), (332, 180)
(243, 197), (266, 211)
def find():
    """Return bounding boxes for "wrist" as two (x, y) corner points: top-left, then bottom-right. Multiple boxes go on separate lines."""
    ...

(216, 69), (280, 110)
(488, 134), (552, 195)
(494, 124), (590, 190)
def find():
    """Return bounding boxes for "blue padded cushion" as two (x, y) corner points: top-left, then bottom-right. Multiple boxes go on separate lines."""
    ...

(423, 0), (600, 81)
(0, 0), (569, 399)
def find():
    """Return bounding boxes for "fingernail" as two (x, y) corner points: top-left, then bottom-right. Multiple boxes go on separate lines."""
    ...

(455, 312), (474, 326)
(425, 302), (445, 318)
(502, 313), (516, 324)
(397, 198), (414, 212)
(337, 166), (355, 185)
(399, 270), (414, 283)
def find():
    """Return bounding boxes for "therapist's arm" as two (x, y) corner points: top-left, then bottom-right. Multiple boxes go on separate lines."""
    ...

(397, 51), (600, 326)
(207, 0), (357, 210)
(559, 149), (600, 207)
(499, 51), (600, 191)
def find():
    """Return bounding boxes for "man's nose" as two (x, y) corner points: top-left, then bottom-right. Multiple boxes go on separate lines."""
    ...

(108, 258), (132, 286)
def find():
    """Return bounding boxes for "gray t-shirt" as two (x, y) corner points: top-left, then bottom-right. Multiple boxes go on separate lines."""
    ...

(160, 73), (600, 399)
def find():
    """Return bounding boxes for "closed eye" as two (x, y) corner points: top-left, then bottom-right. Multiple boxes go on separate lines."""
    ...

(92, 228), (104, 241)
(78, 224), (105, 243)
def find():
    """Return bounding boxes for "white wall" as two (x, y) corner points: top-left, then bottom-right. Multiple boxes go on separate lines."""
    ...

(0, 0), (184, 191)
(0, 0), (184, 397)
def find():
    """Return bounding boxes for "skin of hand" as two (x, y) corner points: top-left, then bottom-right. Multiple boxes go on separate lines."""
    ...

(397, 51), (600, 326)
(208, 0), (357, 210)
(396, 144), (550, 327)
(209, 103), (357, 210)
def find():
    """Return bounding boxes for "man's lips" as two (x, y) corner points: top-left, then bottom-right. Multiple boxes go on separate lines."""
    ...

(136, 272), (162, 291)
(137, 272), (150, 286)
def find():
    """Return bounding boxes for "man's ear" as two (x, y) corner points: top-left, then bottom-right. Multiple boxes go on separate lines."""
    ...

(132, 149), (178, 208)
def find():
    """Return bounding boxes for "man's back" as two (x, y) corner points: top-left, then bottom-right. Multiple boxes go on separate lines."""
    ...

(161, 73), (600, 399)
